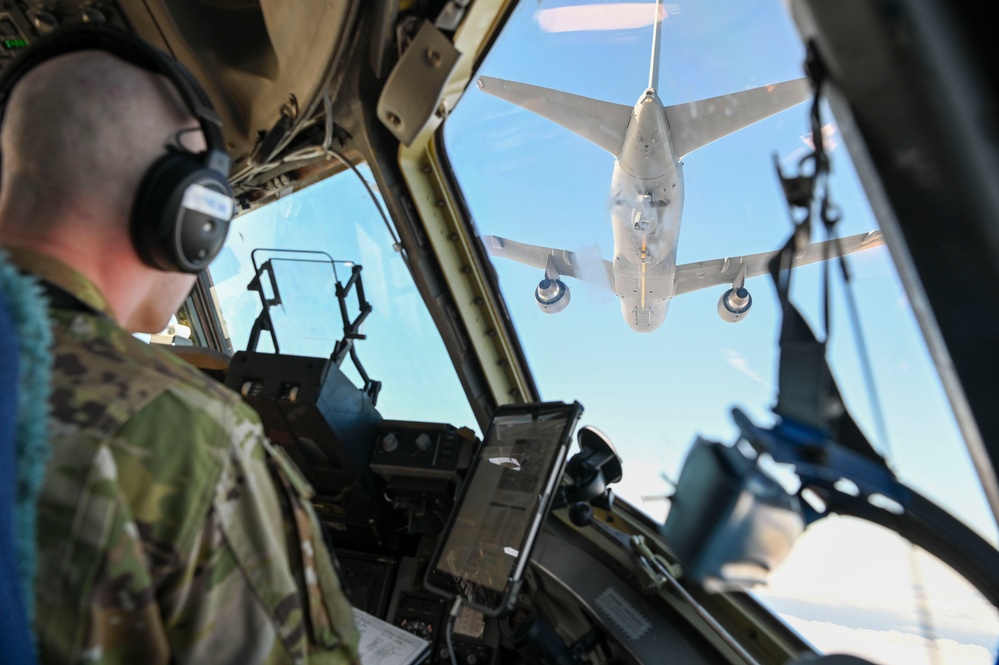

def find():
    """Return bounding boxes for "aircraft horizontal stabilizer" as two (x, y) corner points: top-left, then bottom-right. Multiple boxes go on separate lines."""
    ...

(666, 78), (812, 159)
(477, 76), (633, 156)
(673, 230), (885, 296)
(481, 235), (615, 291)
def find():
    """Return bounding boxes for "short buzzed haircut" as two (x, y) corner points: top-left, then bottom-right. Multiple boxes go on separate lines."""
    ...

(0, 50), (196, 230)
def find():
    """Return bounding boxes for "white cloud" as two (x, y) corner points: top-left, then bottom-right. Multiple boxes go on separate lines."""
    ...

(780, 616), (995, 665)
(721, 347), (771, 388)
(752, 517), (999, 658)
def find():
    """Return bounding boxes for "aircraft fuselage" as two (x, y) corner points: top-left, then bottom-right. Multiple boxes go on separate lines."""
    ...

(476, 59), (817, 334)
(610, 89), (683, 332)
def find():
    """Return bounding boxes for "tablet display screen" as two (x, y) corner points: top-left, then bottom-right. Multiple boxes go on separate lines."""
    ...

(425, 401), (583, 615)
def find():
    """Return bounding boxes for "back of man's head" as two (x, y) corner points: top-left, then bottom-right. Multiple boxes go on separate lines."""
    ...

(0, 33), (230, 333)
(0, 48), (197, 236)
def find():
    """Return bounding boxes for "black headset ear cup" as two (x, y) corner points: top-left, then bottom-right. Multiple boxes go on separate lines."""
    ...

(131, 149), (234, 273)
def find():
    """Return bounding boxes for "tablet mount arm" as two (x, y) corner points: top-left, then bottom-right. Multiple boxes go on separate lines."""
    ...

(552, 426), (624, 527)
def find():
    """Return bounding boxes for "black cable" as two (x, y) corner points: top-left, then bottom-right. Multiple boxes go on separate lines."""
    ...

(810, 89), (892, 456)
(323, 144), (403, 253)
(233, 94), (405, 259)
(781, 68), (892, 458)
(444, 597), (462, 665)
(909, 544), (943, 665)
(317, 93), (403, 254)
(839, 250), (892, 457)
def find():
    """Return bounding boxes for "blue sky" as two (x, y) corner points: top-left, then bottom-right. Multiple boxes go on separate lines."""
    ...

(210, 1), (999, 663)
(444, 0), (995, 536)
(211, 174), (478, 430)
(440, 0), (999, 662)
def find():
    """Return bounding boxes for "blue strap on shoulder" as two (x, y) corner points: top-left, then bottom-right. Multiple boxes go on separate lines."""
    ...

(0, 250), (53, 665)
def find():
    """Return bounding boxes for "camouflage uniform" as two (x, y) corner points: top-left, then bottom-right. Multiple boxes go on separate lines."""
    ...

(8, 248), (360, 665)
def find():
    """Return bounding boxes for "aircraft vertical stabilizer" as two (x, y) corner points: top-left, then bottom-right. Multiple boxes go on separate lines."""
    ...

(476, 76), (633, 156)
(649, 0), (664, 90)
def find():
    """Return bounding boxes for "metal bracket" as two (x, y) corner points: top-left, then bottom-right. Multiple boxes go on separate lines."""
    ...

(377, 20), (461, 146)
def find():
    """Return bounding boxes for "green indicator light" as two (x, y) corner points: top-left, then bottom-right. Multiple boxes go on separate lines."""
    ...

(3, 39), (27, 50)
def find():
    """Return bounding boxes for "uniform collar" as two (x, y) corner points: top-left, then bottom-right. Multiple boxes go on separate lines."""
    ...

(2, 246), (116, 320)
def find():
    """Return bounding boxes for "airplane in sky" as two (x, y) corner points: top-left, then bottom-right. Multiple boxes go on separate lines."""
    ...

(478, 0), (885, 333)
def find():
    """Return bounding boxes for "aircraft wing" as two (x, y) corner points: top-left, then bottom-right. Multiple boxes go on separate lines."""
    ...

(666, 78), (812, 159)
(481, 235), (616, 291)
(477, 76), (633, 157)
(673, 230), (885, 296)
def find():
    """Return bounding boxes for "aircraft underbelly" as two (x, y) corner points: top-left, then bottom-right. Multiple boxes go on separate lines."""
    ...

(610, 166), (683, 266)
(612, 218), (676, 262)
(612, 259), (674, 332)
(607, 98), (683, 334)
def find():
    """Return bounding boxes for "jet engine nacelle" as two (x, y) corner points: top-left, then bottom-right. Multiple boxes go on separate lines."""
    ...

(536, 278), (571, 314)
(717, 287), (752, 323)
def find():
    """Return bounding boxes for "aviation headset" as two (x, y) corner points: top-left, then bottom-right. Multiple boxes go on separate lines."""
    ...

(0, 23), (234, 273)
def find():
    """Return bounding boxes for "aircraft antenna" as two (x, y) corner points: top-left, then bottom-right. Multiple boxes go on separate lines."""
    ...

(649, 0), (664, 91)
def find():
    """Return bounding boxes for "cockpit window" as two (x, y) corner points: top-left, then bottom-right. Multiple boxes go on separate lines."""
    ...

(209, 163), (477, 430)
(440, 0), (998, 662)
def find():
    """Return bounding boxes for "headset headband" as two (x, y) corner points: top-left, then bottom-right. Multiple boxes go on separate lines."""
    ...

(0, 22), (230, 177)
(0, 23), (235, 274)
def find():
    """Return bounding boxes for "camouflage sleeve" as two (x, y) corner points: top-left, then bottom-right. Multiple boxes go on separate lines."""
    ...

(181, 404), (361, 664)
(75, 384), (360, 664)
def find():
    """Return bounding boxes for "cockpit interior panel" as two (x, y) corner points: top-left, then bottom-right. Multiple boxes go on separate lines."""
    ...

(5, 1), (999, 664)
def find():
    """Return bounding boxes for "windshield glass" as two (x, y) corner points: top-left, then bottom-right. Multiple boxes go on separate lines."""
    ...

(441, 0), (998, 663)
(210, 164), (477, 430)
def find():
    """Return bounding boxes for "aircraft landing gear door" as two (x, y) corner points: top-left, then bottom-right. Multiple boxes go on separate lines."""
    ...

(424, 401), (583, 616)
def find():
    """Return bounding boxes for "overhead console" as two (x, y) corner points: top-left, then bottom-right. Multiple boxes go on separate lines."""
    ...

(0, 1), (131, 69)
(0, 0), (363, 209)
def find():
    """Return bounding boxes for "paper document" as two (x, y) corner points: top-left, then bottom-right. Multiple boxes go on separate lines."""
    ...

(353, 607), (432, 665)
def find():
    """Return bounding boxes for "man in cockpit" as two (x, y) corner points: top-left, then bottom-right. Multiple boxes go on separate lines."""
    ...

(0, 24), (359, 664)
